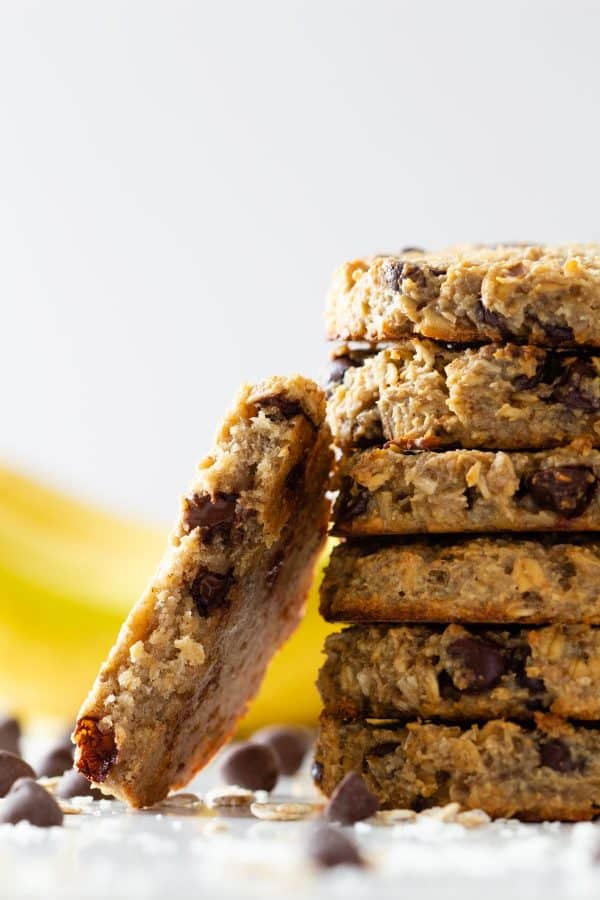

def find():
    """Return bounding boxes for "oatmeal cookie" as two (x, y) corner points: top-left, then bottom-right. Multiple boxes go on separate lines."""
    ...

(318, 623), (600, 720)
(325, 244), (600, 346)
(333, 441), (600, 535)
(74, 376), (332, 807)
(314, 714), (600, 820)
(320, 535), (600, 624)
(327, 341), (600, 451)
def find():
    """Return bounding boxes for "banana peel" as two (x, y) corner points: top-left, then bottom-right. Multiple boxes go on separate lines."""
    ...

(0, 464), (332, 731)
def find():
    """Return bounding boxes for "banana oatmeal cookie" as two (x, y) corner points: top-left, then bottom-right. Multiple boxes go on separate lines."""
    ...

(327, 341), (600, 451)
(325, 244), (600, 346)
(320, 535), (600, 623)
(74, 376), (332, 807)
(333, 441), (600, 535)
(314, 714), (600, 820)
(318, 623), (600, 720)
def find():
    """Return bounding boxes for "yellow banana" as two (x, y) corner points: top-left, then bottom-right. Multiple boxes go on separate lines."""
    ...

(0, 464), (333, 731)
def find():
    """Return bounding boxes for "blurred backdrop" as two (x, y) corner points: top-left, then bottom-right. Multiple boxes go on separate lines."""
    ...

(1, 0), (598, 723)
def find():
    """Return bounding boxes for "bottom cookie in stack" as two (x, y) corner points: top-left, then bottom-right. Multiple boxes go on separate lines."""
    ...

(314, 538), (600, 821)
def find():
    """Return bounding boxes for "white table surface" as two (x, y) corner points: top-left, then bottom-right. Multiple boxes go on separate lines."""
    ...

(2, 743), (600, 900)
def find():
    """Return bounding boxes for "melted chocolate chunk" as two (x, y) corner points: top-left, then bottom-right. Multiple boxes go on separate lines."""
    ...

(477, 302), (514, 339)
(190, 568), (233, 616)
(539, 738), (575, 773)
(513, 353), (563, 391)
(401, 262), (427, 288)
(325, 772), (379, 825)
(74, 718), (117, 784)
(464, 485), (478, 510)
(182, 493), (238, 537)
(551, 359), (600, 411)
(447, 637), (506, 693)
(325, 356), (356, 396)
(383, 259), (404, 292)
(367, 742), (400, 758)
(336, 479), (369, 524)
(542, 322), (575, 344)
(255, 394), (309, 423)
(527, 466), (597, 518)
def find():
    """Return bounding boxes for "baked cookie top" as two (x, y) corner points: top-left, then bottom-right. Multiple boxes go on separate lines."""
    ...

(326, 244), (600, 346)
(74, 375), (332, 807)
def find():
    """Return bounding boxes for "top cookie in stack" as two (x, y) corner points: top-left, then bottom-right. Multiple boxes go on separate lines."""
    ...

(315, 244), (600, 821)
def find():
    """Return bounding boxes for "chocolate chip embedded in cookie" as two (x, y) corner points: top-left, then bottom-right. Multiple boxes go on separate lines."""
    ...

(74, 376), (332, 808)
(318, 624), (600, 720)
(332, 442), (600, 535)
(327, 341), (600, 451)
(325, 244), (600, 346)
(315, 714), (600, 821)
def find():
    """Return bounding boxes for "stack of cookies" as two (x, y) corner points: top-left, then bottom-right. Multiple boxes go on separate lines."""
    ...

(313, 244), (600, 821)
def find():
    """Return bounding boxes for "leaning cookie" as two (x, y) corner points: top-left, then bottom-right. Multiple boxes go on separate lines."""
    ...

(318, 623), (600, 720)
(333, 441), (600, 535)
(327, 341), (600, 451)
(314, 714), (600, 821)
(325, 244), (600, 346)
(74, 377), (332, 808)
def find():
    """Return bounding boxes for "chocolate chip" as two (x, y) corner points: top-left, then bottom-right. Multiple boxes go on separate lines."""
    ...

(325, 356), (358, 396)
(37, 743), (74, 778)
(0, 778), (63, 827)
(182, 492), (238, 537)
(513, 353), (563, 391)
(190, 567), (233, 616)
(0, 751), (36, 797)
(542, 322), (575, 344)
(307, 824), (364, 869)
(551, 359), (600, 411)
(401, 262), (427, 288)
(252, 725), (313, 776)
(74, 718), (117, 783)
(336, 479), (369, 524)
(56, 768), (105, 800)
(464, 485), (478, 510)
(220, 742), (279, 792)
(367, 742), (399, 758)
(400, 246), (425, 253)
(255, 394), (307, 422)
(527, 465), (597, 518)
(383, 259), (404, 292)
(476, 302), (514, 339)
(0, 716), (20, 756)
(325, 772), (379, 825)
(447, 637), (506, 693)
(539, 738), (574, 773)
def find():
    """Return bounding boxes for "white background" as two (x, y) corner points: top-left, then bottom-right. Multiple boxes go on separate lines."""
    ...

(2, 0), (599, 522)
